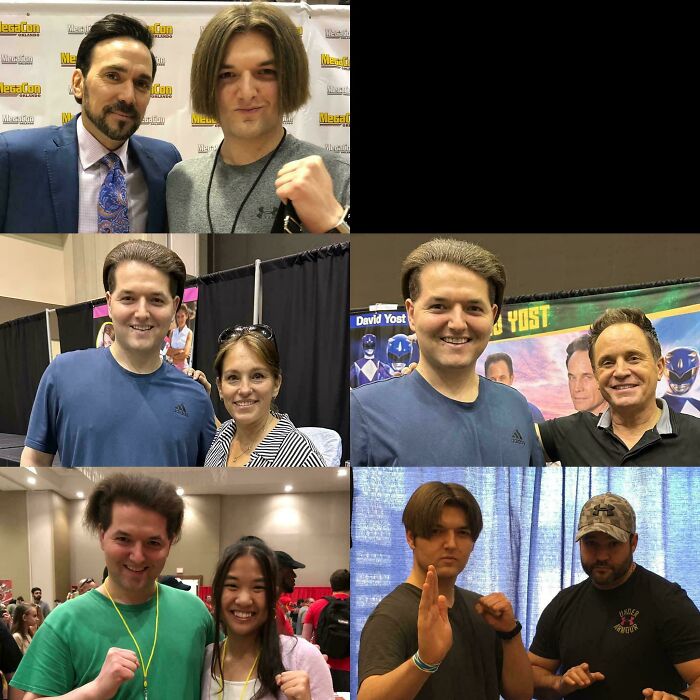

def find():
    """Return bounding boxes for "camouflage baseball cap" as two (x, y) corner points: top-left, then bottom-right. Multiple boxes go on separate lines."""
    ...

(575, 492), (636, 543)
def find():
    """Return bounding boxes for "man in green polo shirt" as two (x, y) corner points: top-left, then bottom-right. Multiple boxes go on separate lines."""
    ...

(10, 473), (215, 699)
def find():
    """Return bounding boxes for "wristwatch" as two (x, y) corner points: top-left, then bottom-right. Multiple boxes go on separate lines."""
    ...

(327, 205), (350, 233)
(496, 620), (522, 640)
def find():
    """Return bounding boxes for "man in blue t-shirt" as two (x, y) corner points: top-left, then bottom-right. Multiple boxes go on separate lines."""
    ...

(21, 239), (215, 467)
(350, 238), (544, 467)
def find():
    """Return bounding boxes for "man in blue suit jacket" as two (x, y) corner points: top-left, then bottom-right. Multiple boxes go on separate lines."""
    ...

(0, 13), (180, 234)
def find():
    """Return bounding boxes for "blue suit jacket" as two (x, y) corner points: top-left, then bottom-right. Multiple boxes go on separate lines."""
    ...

(0, 115), (181, 233)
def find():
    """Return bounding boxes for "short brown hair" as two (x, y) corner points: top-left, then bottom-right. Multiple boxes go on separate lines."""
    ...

(400, 239), (506, 322)
(402, 482), (483, 542)
(83, 473), (185, 543)
(329, 568), (350, 592)
(191, 2), (310, 120)
(103, 239), (186, 307)
(214, 332), (281, 381)
(588, 308), (662, 365)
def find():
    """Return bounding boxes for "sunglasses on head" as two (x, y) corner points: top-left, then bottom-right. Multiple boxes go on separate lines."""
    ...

(217, 324), (277, 348)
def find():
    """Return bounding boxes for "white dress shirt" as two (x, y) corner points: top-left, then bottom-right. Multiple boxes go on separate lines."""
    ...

(76, 115), (148, 233)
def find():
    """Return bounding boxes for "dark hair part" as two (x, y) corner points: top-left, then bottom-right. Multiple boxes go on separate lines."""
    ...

(30, 587), (41, 595)
(74, 14), (156, 105)
(83, 473), (184, 543)
(191, 2), (310, 120)
(484, 352), (513, 376)
(329, 569), (350, 592)
(402, 481), (483, 542)
(103, 239), (186, 308)
(210, 539), (286, 700)
(400, 238), (506, 323)
(214, 334), (281, 381)
(565, 335), (591, 368)
(588, 308), (662, 365)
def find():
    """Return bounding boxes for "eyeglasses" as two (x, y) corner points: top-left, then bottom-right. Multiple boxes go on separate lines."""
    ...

(217, 324), (277, 349)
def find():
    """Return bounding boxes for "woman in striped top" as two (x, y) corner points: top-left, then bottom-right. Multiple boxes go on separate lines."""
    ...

(204, 325), (326, 467)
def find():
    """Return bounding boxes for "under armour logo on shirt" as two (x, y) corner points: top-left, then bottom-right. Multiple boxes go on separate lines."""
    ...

(98, 152), (129, 233)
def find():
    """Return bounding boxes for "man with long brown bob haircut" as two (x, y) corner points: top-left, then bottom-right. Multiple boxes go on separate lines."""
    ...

(167, 2), (350, 234)
(358, 481), (533, 700)
(21, 239), (215, 467)
(10, 473), (215, 699)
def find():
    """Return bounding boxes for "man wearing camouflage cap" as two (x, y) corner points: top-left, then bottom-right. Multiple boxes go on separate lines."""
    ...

(529, 492), (700, 699)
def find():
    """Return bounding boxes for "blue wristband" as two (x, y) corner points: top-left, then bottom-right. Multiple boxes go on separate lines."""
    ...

(412, 651), (440, 673)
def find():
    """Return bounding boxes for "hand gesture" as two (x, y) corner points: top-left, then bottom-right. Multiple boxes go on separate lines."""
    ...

(89, 647), (139, 699)
(184, 367), (211, 395)
(642, 689), (686, 699)
(475, 592), (517, 634)
(417, 564), (452, 666)
(556, 663), (605, 695)
(275, 156), (345, 233)
(276, 670), (311, 700)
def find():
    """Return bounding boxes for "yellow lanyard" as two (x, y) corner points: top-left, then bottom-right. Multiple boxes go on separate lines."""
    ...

(104, 579), (160, 700)
(218, 638), (260, 699)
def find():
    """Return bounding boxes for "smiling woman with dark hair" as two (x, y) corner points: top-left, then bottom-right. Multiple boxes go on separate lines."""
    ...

(202, 538), (334, 699)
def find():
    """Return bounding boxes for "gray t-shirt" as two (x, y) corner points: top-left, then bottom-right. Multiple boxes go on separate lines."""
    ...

(166, 134), (350, 233)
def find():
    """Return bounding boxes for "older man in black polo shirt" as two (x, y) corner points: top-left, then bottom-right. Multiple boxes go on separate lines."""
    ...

(536, 308), (700, 465)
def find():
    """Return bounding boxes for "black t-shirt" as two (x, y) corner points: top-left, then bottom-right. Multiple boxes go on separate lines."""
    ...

(358, 583), (503, 700)
(530, 565), (700, 698)
(0, 622), (22, 675)
(538, 407), (700, 465)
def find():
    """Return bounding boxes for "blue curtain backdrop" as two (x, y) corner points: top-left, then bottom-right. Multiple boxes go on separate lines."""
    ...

(350, 466), (700, 697)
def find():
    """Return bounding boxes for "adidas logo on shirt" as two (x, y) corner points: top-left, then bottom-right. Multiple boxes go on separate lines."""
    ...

(511, 429), (525, 445)
(174, 403), (188, 417)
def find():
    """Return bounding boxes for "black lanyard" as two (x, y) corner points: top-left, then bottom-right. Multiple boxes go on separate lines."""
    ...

(205, 129), (287, 234)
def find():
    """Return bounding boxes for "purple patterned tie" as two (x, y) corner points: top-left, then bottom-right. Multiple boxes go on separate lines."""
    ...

(97, 152), (129, 233)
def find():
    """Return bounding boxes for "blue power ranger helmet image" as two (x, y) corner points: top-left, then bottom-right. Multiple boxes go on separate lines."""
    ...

(361, 333), (377, 357)
(387, 333), (413, 372)
(664, 347), (699, 395)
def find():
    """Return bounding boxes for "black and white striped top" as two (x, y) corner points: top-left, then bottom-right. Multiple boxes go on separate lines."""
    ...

(204, 413), (327, 467)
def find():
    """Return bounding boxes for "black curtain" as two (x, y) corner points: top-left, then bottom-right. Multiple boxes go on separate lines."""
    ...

(195, 262), (257, 422)
(195, 242), (349, 463)
(0, 312), (50, 435)
(56, 301), (95, 352)
(260, 242), (349, 462)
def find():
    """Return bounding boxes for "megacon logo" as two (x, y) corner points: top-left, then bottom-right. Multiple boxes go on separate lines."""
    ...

(0, 82), (41, 97)
(62, 112), (74, 124)
(321, 54), (350, 70)
(142, 116), (165, 126)
(60, 51), (76, 67)
(319, 112), (350, 127)
(148, 22), (173, 38)
(282, 116), (294, 126)
(150, 83), (173, 98)
(191, 113), (218, 127)
(3, 114), (35, 125)
(0, 20), (41, 36)
(197, 144), (217, 154)
(325, 144), (350, 154)
(1, 54), (33, 65)
(67, 24), (91, 35)
(155, 55), (165, 67)
(327, 85), (350, 97)
(325, 29), (350, 40)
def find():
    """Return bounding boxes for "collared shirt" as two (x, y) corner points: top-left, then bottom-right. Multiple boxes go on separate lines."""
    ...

(76, 115), (148, 233)
(538, 398), (700, 466)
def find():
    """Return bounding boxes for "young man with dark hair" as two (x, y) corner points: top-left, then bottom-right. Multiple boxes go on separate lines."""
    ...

(29, 589), (50, 621)
(302, 569), (350, 691)
(10, 473), (216, 700)
(536, 308), (700, 465)
(351, 238), (543, 466)
(0, 14), (180, 233)
(358, 482), (532, 700)
(21, 239), (215, 467)
(166, 2), (350, 234)
(529, 492), (700, 699)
